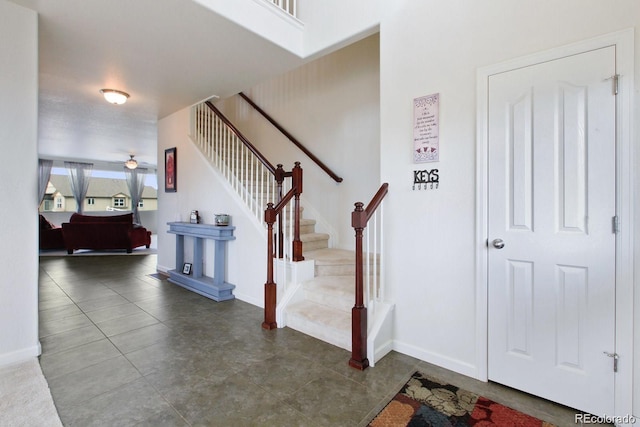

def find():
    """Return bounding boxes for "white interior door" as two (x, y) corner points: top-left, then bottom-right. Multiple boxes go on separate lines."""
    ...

(487, 46), (617, 416)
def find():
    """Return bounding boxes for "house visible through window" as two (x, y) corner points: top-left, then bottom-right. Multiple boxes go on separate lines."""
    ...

(87, 198), (95, 205)
(114, 197), (125, 208)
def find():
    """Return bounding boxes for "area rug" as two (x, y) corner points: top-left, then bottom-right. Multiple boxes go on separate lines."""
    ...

(0, 358), (63, 426)
(369, 371), (555, 427)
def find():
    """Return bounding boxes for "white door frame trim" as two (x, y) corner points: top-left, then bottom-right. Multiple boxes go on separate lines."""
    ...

(475, 29), (634, 416)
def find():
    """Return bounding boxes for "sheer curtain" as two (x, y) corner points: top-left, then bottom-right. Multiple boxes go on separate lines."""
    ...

(64, 162), (93, 214)
(38, 159), (53, 206)
(124, 167), (147, 225)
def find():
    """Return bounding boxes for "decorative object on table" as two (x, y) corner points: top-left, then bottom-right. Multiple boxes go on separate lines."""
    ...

(368, 371), (556, 427)
(412, 168), (439, 190)
(182, 263), (192, 275)
(413, 93), (439, 163)
(165, 147), (177, 192)
(214, 213), (230, 226)
(190, 210), (200, 224)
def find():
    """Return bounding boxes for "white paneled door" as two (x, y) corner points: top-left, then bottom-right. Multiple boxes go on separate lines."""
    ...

(487, 46), (616, 415)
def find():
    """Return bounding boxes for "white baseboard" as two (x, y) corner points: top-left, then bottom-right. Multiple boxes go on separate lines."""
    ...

(156, 264), (171, 274)
(0, 343), (41, 368)
(234, 292), (263, 308)
(393, 340), (479, 379)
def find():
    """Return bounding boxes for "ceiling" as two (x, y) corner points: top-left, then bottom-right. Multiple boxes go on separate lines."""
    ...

(8, 0), (306, 171)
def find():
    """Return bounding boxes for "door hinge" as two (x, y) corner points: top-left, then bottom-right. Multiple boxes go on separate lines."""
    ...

(612, 215), (619, 234)
(605, 74), (619, 95)
(604, 351), (619, 372)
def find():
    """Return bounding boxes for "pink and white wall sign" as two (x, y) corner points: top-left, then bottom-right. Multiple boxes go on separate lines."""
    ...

(413, 93), (439, 163)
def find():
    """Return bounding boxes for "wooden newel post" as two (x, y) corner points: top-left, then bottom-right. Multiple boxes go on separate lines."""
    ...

(275, 164), (285, 259)
(349, 202), (369, 370)
(263, 203), (277, 330)
(292, 162), (304, 262)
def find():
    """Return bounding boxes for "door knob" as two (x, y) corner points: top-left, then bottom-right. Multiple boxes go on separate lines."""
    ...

(492, 239), (505, 249)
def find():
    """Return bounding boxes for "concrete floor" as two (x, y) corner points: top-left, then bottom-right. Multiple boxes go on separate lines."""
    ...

(38, 255), (606, 426)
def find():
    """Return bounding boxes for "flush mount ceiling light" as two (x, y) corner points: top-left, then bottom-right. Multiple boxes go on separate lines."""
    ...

(100, 88), (129, 105)
(125, 155), (138, 169)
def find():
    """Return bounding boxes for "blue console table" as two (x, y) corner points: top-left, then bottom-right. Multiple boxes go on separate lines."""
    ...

(167, 222), (236, 301)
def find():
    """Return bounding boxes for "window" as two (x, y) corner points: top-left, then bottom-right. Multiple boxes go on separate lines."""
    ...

(87, 198), (95, 205)
(55, 197), (63, 209)
(44, 200), (51, 211)
(138, 200), (144, 208)
(114, 197), (125, 208)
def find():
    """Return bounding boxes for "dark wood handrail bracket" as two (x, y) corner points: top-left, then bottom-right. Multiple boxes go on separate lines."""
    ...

(349, 182), (389, 370)
(238, 92), (343, 183)
(262, 162), (305, 330)
(204, 101), (277, 175)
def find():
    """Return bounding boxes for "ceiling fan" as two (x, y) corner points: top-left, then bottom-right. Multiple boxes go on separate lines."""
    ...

(125, 155), (138, 170)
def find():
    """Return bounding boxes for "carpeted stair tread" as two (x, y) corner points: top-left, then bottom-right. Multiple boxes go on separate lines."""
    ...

(286, 300), (351, 351)
(304, 248), (358, 276)
(300, 232), (329, 251)
(300, 232), (330, 242)
(303, 275), (354, 312)
(304, 248), (355, 264)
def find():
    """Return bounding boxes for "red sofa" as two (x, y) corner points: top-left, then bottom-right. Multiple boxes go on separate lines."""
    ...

(39, 215), (65, 250)
(62, 213), (151, 254)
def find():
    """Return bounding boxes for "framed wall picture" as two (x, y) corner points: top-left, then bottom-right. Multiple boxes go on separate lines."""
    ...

(182, 262), (192, 275)
(165, 147), (177, 192)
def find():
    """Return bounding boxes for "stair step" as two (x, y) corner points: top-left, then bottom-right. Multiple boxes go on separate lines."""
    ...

(304, 248), (355, 276)
(286, 300), (351, 351)
(280, 218), (316, 235)
(304, 275), (354, 312)
(300, 232), (329, 251)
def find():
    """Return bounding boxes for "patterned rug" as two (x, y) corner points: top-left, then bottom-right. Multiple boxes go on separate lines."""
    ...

(369, 371), (556, 426)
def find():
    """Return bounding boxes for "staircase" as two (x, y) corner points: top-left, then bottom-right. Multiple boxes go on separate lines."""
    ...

(191, 99), (393, 366)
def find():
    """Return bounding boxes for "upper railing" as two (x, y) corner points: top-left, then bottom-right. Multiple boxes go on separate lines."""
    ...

(192, 101), (278, 223)
(266, 0), (297, 18)
(239, 92), (343, 183)
(349, 183), (388, 370)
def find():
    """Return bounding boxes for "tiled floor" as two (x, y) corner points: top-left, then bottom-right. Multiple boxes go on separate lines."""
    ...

(38, 255), (600, 426)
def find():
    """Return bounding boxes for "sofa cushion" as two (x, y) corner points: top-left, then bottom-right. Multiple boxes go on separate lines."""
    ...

(69, 213), (133, 224)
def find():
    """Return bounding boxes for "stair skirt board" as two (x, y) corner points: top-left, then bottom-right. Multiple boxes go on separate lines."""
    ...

(367, 302), (395, 367)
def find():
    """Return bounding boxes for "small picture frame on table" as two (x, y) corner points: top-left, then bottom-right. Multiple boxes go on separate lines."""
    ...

(165, 147), (177, 192)
(182, 263), (192, 275)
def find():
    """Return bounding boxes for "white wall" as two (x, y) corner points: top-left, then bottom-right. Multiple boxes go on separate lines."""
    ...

(157, 109), (268, 307)
(214, 34), (380, 249)
(379, 0), (639, 416)
(191, 0), (304, 56)
(192, 0), (378, 59)
(297, 0), (379, 59)
(0, 0), (39, 366)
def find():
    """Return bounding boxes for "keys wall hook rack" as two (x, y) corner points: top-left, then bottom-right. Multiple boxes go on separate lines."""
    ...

(413, 168), (439, 190)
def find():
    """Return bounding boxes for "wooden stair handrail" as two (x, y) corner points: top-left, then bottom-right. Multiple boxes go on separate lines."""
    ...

(262, 162), (304, 330)
(239, 92), (343, 183)
(204, 101), (277, 175)
(349, 182), (389, 370)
